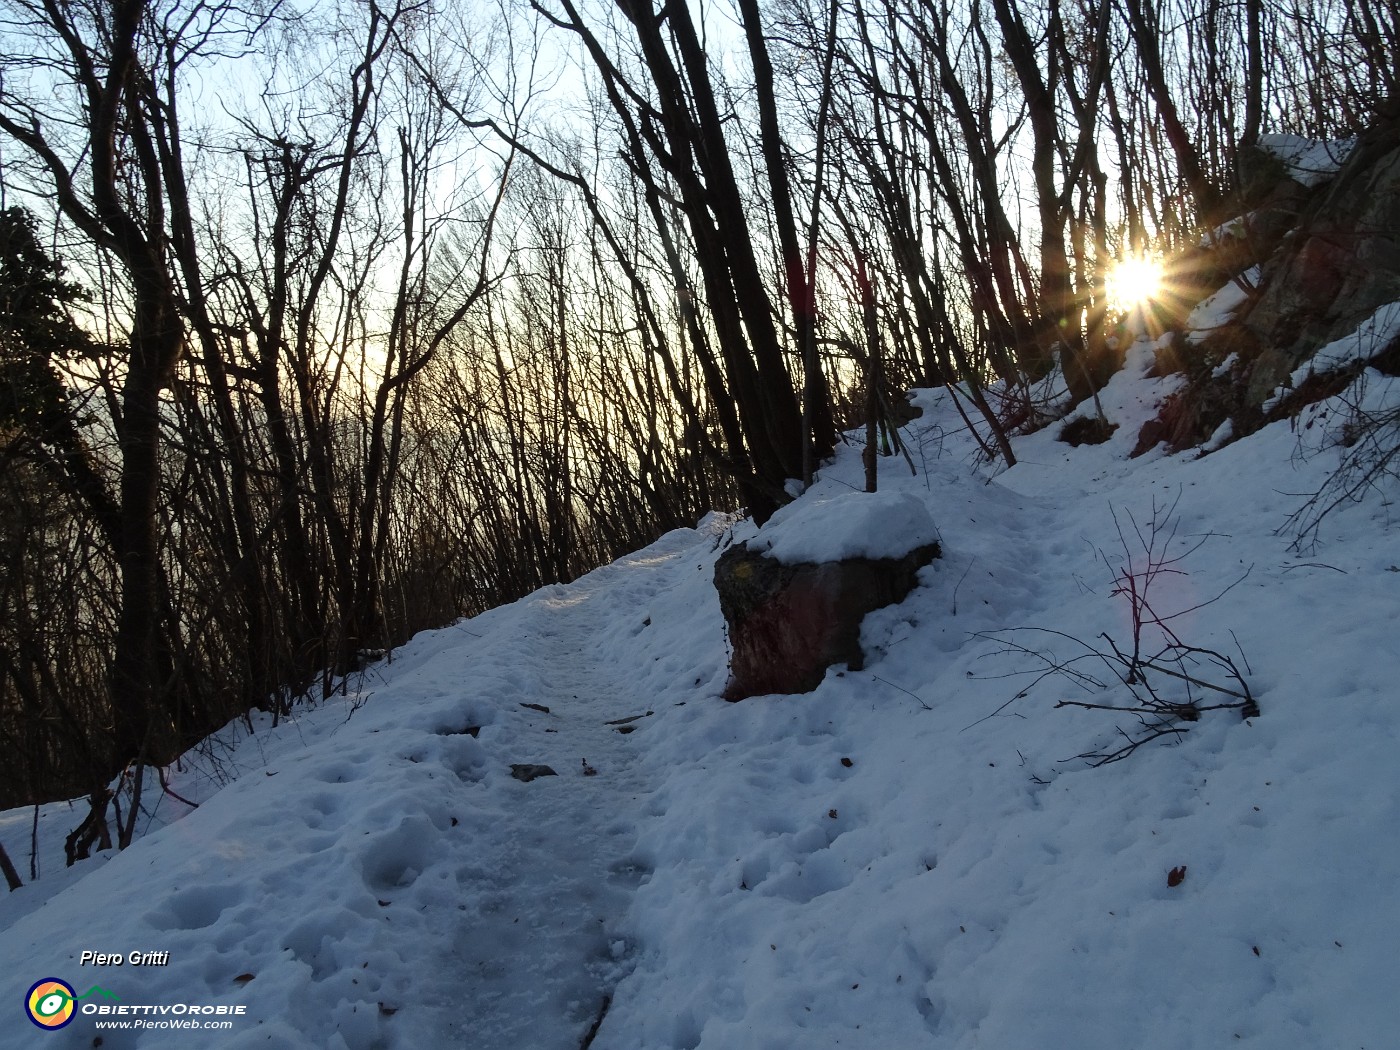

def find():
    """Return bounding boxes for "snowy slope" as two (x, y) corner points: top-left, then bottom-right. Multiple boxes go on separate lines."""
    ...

(3, 339), (1400, 1050)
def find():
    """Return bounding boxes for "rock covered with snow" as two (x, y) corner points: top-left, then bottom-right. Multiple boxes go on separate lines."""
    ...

(715, 491), (940, 699)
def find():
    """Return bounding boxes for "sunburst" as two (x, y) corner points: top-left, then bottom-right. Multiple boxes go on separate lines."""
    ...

(1106, 254), (1165, 314)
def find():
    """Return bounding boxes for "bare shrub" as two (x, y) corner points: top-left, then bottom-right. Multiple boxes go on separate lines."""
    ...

(1284, 366), (1400, 552)
(978, 496), (1259, 765)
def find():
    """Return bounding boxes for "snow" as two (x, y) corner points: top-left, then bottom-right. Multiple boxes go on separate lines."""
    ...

(4, 339), (1400, 1050)
(1295, 299), (1400, 378)
(1262, 299), (1400, 412)
(1211, 351), (1239, 378)
(1257, 134), (1355, 188)
(1201, 417), (1234, 452)
(1198, 212), (1249, 248)
(1185, 268), (1258, 345)
(746, 488), (940, 563)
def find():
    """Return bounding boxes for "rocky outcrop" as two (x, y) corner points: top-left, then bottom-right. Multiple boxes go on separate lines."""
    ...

(1134, 106), (1400, 456)
(1240, 112), (1400, 403)
(715, 539), (939, 700)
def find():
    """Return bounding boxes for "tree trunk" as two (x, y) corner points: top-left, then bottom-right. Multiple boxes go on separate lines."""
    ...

(0, 838), (21, 891)
(737, 0), (836, 467)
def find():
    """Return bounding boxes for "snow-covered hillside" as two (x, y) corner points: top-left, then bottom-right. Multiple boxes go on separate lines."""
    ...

(3, 335), (1399, 1050)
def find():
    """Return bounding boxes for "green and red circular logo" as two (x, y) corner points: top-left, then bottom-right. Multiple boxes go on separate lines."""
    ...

(25, 978), (77, 1030)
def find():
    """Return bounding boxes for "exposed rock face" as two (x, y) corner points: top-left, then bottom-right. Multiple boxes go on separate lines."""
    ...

(714, 540), (939, 700)
(1241, 114), (1400, 404)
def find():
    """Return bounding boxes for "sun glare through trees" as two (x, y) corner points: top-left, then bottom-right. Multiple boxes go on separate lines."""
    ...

(1106, 254), (1166, 314)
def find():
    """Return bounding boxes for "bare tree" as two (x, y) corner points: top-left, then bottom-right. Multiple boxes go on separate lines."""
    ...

(0, 0), (254, 803)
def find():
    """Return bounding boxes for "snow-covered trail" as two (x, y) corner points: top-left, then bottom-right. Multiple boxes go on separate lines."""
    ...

(0, 525), (730, 1050)
(339, 524), (736, 1050)
(402, 585), (658, 1050)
